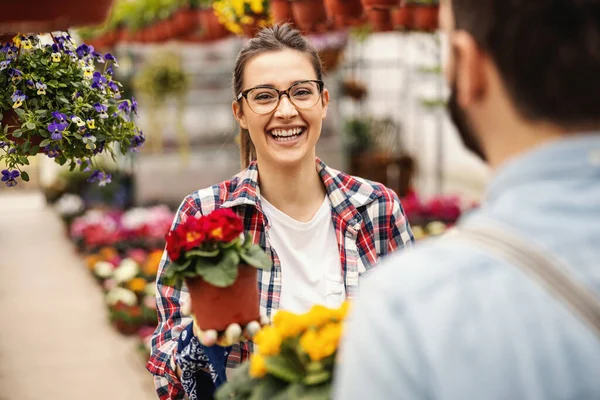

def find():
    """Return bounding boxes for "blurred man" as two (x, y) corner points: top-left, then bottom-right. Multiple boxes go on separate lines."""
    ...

(334, 0), (600, 399)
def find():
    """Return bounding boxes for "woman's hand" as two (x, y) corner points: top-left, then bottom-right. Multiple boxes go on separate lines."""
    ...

(191, 315), (270, 347)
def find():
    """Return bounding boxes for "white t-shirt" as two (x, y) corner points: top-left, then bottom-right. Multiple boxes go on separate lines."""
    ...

(260, 195), (346, 314)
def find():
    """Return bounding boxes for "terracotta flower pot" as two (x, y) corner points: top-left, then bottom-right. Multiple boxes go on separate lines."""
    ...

(241, 21), (263, 38)
(291, 0), (328, 33)
(3, 110), (44, 153)
(199, 8), (231, 42)
(172, 8), (199, 37)
(367, 7), (393, 32)
(186, 265), (259, 332)
(271, 0), (295, 25)
(391, 5), (412, 30)
(413, 4), (439, 31)
(0, 0), (115, 33)
(360, 0), (398, 9)
(324, 0), (364, 28)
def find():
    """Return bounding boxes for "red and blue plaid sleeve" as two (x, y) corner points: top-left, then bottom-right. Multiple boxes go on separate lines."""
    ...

(388, 190), (415, 252)
(146, 195), (200, 400)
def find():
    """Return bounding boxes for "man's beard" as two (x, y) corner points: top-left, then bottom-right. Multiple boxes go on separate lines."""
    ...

(447, 83), (487, 162)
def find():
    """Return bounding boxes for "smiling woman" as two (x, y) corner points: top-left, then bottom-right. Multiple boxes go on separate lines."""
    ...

(146, 24), (415, 400)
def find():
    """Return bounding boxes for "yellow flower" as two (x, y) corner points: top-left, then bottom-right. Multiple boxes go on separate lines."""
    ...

(300, 329), (327, 361)
(332, 301), (351, 321)
(306, 304), (335, 328)
(253, 325), (282, 356)
(273, 310), (309, 338)
(51, 52), (62, 63)
(86, 118), (96, 129)
(22, 38), (33, 50)
(319, 322), (343, 346)
(12, 35), (21, 47)
(240, 15), (253, 24)
(232, 0), (245, 16)
(249, 353), (267, 378)
(127, 277), (147, 293)
(250, 0), (264, 14)
(12, 100), (23, 109)
(300, 323), (341, 361)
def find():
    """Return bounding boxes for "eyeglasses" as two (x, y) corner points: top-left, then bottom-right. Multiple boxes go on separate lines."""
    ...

(236, 80), (324, 115)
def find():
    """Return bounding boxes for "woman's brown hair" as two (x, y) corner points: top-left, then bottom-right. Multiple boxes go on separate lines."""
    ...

(233, 23), (324, 169)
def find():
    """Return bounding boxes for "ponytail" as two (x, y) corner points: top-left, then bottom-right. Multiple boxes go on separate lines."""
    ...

(239, 128), (256, 169)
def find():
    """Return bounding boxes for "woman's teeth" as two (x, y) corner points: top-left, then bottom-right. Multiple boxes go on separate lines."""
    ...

(269, 127), (305, 141)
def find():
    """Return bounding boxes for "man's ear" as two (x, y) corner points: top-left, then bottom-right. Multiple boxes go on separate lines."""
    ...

(232, 101), (248, 130)
(452, 30), (487, 108)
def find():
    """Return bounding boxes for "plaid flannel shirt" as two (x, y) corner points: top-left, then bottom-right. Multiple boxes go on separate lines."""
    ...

(145, 158), (414, 399)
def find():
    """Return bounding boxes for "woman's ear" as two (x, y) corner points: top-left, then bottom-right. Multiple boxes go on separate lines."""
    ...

(321, 88), (330, 120)
(232, 100), (248, 130)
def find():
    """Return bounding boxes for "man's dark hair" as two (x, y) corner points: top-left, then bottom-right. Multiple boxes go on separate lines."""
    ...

(452, 0), (600, 128)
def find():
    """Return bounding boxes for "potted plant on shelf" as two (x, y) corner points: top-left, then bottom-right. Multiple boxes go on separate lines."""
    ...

(290, 0), (329, 33)
(215, 302), (351, 399)
(323, 0), (364, 28)
(270, 0), (295, 26)
(212, 0), (272, 37)
(163, 208), (272, 331)
(411, 0), (439, 31)
(0, 33), (144, 187)
(0, 0), (115, 34)
(360, 0), (397, 9)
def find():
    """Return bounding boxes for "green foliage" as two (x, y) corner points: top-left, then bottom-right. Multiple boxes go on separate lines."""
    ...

(0, 33), (142, 184)
(163, 233), (272, 287)
(133, 52), (190, 105)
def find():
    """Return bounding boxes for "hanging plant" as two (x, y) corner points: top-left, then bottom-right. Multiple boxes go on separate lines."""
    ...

(0, 33), (144, 188)
(212, 0), (272, 37)
(133, 51), (190, 157)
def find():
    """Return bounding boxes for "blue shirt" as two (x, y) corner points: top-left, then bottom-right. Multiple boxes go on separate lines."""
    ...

(334, 135), (600, 400)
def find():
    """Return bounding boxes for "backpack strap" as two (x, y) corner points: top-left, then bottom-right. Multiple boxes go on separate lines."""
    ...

(449, 221), (600, 337)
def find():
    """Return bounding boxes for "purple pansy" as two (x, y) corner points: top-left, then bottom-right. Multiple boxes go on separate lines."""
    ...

(129, 131), (146, 152)
(94, 103), (109, 118)
(104, 53), (118, 67)
(44, 145), (60, 158)
(47, 121), (66, 140)
(1, 169), (20, 187)
(8, 68), (22, 81)
(51, 111), (68, 124)
(76, 44), (93, 58)
(0, 60), (10, 71)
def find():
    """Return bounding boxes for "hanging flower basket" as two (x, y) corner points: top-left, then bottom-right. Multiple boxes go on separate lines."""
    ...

(324, 0), (364, 28)
(0, 0), (115, 34)
(271, 0), (295, 25)
(0, 33), (144, 188)
(290, 0), (328, 33)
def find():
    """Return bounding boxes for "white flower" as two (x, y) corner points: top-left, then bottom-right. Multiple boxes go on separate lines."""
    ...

(94, 261), (114, 279)
(121, 207), (149, 230)
(113, 258), (140, 283)
(144, 282), (156, 297)
(54, 194), (84, 216)
(143, 296), (156, 310)
(106, 287), (137, 306)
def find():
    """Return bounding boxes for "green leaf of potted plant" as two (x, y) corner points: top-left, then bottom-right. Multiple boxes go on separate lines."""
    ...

(0, 33), (144, 188)
(164, 208), (272, 331)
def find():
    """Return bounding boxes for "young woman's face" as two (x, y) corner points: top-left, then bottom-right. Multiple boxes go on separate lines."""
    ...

(233, 49), (330, 169)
